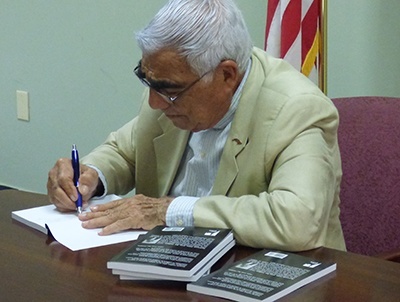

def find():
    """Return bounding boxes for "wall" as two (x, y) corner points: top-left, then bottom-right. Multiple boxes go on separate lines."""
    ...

(327, 0), (400, 97)
(1, 0), (399, 193)
(0, 0), (265, 193)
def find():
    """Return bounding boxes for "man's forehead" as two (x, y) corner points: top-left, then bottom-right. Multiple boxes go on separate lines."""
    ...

(141, 50), (191, 77)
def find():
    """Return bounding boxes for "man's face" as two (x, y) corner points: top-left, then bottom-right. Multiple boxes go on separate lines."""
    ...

(139, 50), (237, 132)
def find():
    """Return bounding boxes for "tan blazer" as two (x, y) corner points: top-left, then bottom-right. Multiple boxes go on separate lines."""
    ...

(83, 47), (346, 252)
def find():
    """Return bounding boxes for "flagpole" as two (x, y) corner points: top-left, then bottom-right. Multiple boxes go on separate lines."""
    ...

(319, 0), (328, 94)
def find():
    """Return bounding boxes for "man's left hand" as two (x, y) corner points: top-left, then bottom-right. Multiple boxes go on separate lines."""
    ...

(78, 194), (174, 235)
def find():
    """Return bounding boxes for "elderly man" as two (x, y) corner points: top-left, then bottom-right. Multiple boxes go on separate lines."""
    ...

(47, 0), (346, 252)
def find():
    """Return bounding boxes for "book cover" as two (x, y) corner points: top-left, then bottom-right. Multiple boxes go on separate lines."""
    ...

(107, 226), (235, 278)
(187, 250), (336, 302)
(115, 239), (235, 282)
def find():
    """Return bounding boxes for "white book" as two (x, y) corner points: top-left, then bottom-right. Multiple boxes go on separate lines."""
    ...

(11, 194), (146, 251)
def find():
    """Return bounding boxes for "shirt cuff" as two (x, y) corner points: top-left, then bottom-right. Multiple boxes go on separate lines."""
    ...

(166, 196), (199, 227)
(85, 164), (108, 199)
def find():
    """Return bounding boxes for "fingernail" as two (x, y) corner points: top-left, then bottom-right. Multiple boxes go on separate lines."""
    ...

(90, 206), (98, 211)
(79, 185), (88, 195)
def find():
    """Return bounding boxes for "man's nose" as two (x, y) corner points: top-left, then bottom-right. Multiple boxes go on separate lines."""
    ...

(148, 90), (171, 110)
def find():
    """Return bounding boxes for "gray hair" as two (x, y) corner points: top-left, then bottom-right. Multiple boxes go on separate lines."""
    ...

(135, 0), (253, 76)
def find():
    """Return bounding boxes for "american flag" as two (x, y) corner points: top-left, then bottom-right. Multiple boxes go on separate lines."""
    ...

(265, 0), (322, 85)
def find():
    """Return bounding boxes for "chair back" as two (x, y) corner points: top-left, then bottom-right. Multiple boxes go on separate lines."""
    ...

(333, 96), (400, 256)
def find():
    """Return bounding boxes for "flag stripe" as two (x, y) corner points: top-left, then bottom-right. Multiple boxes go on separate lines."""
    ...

(265, 0), (280, 46)
(301, 0), (319, 63)
(280, 0), (301, 58)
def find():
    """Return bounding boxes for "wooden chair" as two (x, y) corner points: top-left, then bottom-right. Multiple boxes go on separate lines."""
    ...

(332, 96), (400, 262)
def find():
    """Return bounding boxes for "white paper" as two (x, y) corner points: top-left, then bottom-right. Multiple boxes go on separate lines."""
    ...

(12, 194), (146, 251)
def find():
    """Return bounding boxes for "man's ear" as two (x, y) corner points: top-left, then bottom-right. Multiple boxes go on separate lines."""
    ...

(219, 60), (241, 89)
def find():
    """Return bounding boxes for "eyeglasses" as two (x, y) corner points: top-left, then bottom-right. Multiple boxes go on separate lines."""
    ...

(134, 60), (212, 103)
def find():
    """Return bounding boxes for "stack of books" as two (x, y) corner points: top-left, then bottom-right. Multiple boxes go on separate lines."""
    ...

(107, 226), (235, 282)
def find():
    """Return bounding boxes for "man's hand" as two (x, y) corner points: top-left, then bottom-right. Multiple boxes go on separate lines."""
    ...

(78, 194), (174, 235)
(47, 158), (100, 212)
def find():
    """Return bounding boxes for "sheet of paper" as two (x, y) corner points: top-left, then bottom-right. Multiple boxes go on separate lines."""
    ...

(12, 194), (146, 251)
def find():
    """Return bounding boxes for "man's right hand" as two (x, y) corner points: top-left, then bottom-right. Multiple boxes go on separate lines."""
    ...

(47, 158), (100, 212)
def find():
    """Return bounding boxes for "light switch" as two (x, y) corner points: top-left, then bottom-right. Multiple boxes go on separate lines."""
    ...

(17, 90), (29, 121)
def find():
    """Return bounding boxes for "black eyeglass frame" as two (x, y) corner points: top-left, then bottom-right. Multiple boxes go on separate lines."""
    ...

(134, 60), (213, 103)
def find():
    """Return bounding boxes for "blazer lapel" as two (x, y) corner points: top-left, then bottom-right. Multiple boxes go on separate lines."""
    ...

(153, 114), (190, 196)
(212, 132), (250, 196)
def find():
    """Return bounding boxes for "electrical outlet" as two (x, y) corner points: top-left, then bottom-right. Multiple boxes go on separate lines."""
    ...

(17, 90), (29, 121)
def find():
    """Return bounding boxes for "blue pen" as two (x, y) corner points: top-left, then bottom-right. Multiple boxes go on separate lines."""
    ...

(71, 144), (83, 214)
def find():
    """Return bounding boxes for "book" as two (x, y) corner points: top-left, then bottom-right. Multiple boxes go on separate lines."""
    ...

(11, 194), (146, 251)
(114, 239), (235, 282)
(187, 250), (336, 302)
(107, 226), (235, 282)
